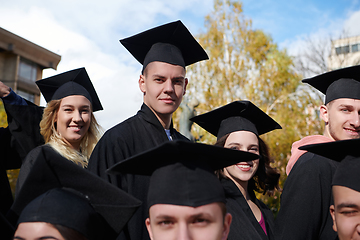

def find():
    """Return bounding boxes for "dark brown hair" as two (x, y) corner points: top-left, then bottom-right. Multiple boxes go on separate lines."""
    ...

(53, 224), (88, 240)
(215, 133), (280, 196)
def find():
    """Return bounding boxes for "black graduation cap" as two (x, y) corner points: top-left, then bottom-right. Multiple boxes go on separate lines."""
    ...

(36, 67), (103, 112)
(120, 20), (208, 73)
(190, 101), (282, 140)
(9, 145), (141, 240)
(107, 140), (258, 208)
(302, 65), (360, 104)
(299, 138), (360, 192)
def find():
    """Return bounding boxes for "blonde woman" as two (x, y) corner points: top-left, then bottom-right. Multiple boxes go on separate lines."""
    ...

(15, 68), (102, 196)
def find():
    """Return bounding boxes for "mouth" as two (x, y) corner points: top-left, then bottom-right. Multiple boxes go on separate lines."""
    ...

(236, 163), (253, 172)
(69, 125), (83, 132)
(344, 128), (360, 135)
(160, 98), (175, 104)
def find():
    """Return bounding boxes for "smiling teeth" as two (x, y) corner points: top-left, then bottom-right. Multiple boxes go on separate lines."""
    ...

(238, 165), (251, 169)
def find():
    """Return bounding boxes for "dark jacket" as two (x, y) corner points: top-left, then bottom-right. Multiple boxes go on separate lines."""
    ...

(88, 103), (189, 240)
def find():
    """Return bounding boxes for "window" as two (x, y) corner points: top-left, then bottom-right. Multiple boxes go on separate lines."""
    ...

(18, 57), (37, 82)
(17, 89), (35, 103)
(335, 45), (350, 55)
(352, 43), (359, 53)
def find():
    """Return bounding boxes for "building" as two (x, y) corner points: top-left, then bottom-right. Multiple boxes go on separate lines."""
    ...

(328, 35), (360, 70)
(0, 27), (61, 105)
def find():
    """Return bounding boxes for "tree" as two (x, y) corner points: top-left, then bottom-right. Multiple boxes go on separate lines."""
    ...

(174, 0), (323, 214)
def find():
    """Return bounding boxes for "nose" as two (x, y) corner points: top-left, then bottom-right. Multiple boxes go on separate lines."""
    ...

(350, 112), (360, 128)
(72, 110), (83, 122)
(356, 223), (360, 236)
(177, 223), (192, 240)
(163, 79), (174, 93)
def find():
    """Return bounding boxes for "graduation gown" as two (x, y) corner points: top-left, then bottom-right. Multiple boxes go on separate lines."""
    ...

(275, 152), (339, 240)
(88, 103), (189, 240)
(15, 145), (50, 197)
(222, 178), (274, 240)
(1, 102), (43, 239)
(1, 102), (44, 213)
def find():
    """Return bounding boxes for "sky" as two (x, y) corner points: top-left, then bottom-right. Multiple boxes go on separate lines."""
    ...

(1, 0), (360, 130)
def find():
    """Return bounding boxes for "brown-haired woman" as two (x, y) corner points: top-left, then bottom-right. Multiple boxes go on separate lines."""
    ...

(191, 100), (281, 240)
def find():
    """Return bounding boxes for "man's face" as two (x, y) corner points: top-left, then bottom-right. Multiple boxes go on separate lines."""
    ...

(330, 185), (360, 240)
(139, 61), (188, 121)
(146, 203), (231, 240)
(320, 98), (360, 141)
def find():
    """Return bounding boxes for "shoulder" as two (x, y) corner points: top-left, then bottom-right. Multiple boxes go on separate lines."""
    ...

(101, 114), (142, 139)
(291, 152), (338, 176)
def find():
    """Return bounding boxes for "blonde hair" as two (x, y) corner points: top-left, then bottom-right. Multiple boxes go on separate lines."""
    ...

(40, 99), (102, 168)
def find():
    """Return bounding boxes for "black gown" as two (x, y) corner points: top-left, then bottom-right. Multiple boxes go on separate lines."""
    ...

(88, 103), (189, 240)
(0, 102), (43, 239)
(222, 178), (275, 240)
(275, 152), (339, 240)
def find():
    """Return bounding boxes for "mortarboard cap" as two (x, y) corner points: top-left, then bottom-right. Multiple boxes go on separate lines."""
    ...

(302, 65), (360, 104)
(107, 140), (258, 208)
(300, 138), (360, 192)
(191, 101), (281, 140)
(120, 20), (208, 73)
(9, 145), (141, 240)
(36, 67), (103, 112)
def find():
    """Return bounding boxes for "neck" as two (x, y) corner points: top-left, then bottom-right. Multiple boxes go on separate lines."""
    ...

(145, 104), (172, 129)
(224, 171), (250, 200)
(323, 124), (335, 141)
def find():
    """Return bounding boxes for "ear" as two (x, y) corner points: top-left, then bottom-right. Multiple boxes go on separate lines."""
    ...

(145, 218), (154, 240)
(139, 74), (146, 93)
(320, 104), (329, 123)
(330, 205), (338, 232)
(183, 78), (188, 96)
(221, 213), (232, 240)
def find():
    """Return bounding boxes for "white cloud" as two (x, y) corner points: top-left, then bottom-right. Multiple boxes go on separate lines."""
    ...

(0, 0), (212, 130)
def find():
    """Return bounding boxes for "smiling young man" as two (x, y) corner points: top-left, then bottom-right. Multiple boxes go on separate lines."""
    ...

(88, 21), (208, 240)
(107, 141), (259, 240)
(275, 65), (360, 240)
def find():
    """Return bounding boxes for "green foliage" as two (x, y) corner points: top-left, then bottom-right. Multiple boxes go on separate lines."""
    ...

(174, 0), (324, 215)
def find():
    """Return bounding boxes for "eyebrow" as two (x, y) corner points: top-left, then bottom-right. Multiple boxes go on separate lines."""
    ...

(13, 237), (60, 240)
(61, 104), (90, 108)
(152, 74), (185, 80)
(337, 202), (359, 209)
(338, 104), (354, 109)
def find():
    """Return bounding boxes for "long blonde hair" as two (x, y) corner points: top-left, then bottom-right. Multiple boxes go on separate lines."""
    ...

(40, 99), (102, 167)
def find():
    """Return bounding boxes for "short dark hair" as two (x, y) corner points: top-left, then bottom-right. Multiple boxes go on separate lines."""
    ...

(214, 133), (280, 196)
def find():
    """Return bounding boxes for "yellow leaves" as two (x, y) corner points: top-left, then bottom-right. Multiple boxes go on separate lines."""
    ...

(175, 0), (325, 214)
(0, 101), (8, 128)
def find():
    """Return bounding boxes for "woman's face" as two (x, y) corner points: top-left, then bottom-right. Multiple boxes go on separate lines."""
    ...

(223, 131), (260, 183)
(14, 222), (65, 240)
(55, 95), (91, 150)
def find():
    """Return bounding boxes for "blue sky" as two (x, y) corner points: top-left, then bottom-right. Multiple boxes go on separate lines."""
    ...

(1, 0), (360, 130)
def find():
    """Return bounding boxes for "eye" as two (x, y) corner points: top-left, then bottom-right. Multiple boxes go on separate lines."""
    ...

(173, 79), (183, 85)
(341, 210), (358, 216)
(229, 146), (239, 150)
(249, 147), (259, 153)
(193, 218), (210, 226)
(155, 78), (165, 83)
(157, 220), (174, 228)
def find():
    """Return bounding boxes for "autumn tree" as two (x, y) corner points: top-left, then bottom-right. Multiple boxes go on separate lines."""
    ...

(174, 0), (323, 214)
